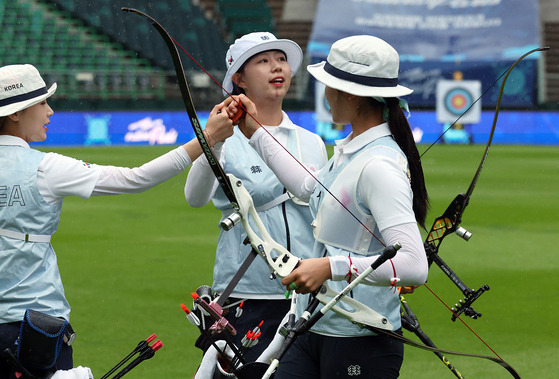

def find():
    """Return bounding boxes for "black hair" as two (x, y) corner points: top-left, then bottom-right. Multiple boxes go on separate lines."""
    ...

(368, 97), (429, 228)
(231, 81), (245, 96)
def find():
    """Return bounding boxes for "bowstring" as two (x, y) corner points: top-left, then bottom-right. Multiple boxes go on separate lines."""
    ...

(172, 37), (385, 247)
(424, 284), (503, 360)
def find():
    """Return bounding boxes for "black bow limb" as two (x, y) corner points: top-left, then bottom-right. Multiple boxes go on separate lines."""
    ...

(400, 295), (463, 378)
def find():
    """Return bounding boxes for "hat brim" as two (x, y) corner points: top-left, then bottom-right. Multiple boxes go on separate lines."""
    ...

(307, 61), (412, 98)
(0, 83), (57, 117)
(222, 40), (303, 96)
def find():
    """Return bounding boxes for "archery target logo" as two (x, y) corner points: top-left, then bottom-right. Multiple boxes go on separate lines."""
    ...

(436, 80), (481, 124)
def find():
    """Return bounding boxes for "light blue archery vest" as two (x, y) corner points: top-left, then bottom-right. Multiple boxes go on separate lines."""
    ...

(212, 125), (326, 297)
(0, 146), (67, 323)
(302, 135), (410, 336)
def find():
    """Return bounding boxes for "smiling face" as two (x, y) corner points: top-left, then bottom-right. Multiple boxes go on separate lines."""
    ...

(10, 100), (54, 143)
(232, 50), (291, 103)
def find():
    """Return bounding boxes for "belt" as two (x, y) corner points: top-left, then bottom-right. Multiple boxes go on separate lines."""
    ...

(255, 192), (291, 212)
(0, 228), (52, 243)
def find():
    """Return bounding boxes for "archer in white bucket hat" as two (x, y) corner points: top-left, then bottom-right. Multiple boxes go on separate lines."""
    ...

(0, 64), (57, 117)
(222, 32), (303, 96)
(229, 36), (428, 377)
(0, 63), (237, 375)
(186, 31), (327, 364)
(307, 35), (412, 98)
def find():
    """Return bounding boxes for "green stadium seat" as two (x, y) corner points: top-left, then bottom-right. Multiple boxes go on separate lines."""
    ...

(0, 0), (226, 101)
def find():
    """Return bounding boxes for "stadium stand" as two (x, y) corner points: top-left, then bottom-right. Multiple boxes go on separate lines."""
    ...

(214, 0), (274, 41)
(0, 0), (167, 101)
(1, 0), (556, 109)
(0, 0), (232, 109)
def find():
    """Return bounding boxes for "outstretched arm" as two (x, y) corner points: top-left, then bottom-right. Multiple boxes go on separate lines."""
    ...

(182, 101), (234, 161)
(184, 102), (233, 206)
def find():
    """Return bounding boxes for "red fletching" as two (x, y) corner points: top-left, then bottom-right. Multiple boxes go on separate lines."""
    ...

(151, 340), (164, 352)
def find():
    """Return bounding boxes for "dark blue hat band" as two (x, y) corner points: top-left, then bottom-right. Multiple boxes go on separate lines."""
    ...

(324, 62), (398, 87)
(0, 86), (48, 107)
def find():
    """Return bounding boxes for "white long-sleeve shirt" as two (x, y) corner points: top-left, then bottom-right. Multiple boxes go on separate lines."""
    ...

(0, 135), (192, 204)
(248, 125), (427, 288)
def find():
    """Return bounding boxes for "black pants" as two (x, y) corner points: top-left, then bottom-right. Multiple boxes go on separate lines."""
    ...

(0, 322), (73, 379)
(274, 330), (404, 379)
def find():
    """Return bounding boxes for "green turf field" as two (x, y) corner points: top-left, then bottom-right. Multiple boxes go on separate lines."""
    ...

(41, 143), (557, 378)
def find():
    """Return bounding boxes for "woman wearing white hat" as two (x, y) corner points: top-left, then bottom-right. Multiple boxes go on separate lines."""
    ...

(0, 64), (234, 376)
(233, 35), (429, 377)
(185, 32), (327, 362)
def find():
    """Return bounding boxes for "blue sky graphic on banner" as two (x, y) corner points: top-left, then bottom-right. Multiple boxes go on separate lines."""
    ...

(308, 0), (541, 107)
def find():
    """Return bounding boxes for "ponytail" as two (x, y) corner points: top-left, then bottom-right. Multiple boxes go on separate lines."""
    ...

(384, 97), (429, 228)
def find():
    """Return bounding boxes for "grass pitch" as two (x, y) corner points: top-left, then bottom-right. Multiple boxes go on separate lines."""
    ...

(41, 143), (558, 378)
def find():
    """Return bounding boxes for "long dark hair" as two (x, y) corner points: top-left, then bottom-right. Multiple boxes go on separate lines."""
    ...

(369, 97), (429, 228)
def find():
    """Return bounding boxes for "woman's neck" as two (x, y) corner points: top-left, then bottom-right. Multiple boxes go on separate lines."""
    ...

(251, 97), (284, 126)
(351, 111), (385, 138)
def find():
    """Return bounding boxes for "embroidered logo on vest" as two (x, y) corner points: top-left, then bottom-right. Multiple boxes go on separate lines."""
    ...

(347, 364), (361, 376)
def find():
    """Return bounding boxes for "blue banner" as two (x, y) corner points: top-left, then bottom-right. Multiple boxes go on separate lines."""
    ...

(308, 0), (541, 107)
(39, 111), (210, 147)
(34, 110), (559, 148)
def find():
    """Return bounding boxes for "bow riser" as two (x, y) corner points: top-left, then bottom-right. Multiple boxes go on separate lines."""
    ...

(422, 191), (489, 320)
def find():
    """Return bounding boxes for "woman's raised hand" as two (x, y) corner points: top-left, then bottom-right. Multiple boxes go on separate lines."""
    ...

(204, 101), (235, 147)
(224, 94), (260, 139)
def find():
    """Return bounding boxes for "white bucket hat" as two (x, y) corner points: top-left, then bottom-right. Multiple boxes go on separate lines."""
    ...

(307, 35), (412, 98)
(0, 64), (57, 117)
(222, 32), (303, 95)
